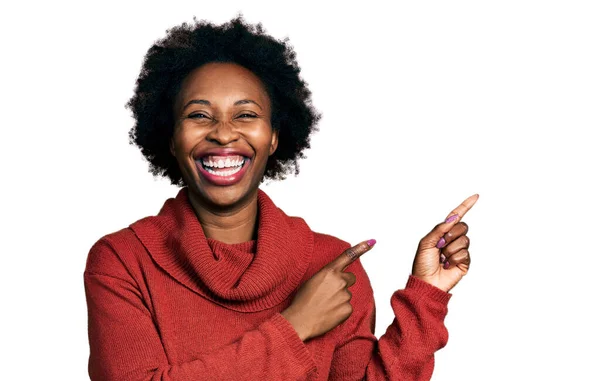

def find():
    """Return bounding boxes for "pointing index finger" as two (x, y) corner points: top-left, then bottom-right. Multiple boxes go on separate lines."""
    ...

(420, 194), (479, 250)
(445, 193), (479, 224)
(329, 239), (376, 271)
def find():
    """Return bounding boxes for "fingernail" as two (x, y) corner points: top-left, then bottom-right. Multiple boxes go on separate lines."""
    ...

(445, 214), (459, 223)
(367, 239), (377, 247)
(436, 237), (446, 249)
(443, 261), (450, 270)
(440, 253), (446, 263)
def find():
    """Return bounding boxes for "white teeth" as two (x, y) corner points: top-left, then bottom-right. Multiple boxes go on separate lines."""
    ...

(205, 165), (243, 177)
(201, 156), (245, 168)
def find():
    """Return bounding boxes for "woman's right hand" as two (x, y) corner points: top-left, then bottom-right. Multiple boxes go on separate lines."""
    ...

(281, 240), (376, 341)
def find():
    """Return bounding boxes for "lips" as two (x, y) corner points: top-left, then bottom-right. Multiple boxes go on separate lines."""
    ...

(193, 148), (253, 186)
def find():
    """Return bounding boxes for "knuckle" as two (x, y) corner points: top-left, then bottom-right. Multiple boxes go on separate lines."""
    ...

(456, 249), (468, 261)
(323, 270), (338, 283)
(461, 222), (469, 232)
(463, 235), (470, 247)
(341, 276), (350, 287)
(345, 247), (360, 261)
(344, 303), (353, 315)
(463, 251), (471, 265)
(346, 275), (356, 287)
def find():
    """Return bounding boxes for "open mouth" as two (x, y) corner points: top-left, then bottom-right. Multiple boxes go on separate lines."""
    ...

(196, 155), (249, 177)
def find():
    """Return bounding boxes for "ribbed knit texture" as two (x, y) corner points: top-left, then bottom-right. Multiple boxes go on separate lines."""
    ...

(84, 187), (452, 380)
(128, 188), (314, 312)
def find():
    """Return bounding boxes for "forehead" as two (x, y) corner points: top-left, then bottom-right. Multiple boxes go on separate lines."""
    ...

(177, 62), (269, 103)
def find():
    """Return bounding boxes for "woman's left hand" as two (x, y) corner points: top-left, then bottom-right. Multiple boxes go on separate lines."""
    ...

(411, 194), (479, 292)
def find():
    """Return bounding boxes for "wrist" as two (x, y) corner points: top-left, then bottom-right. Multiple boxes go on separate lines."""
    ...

(411, 274), (450, 292)
(281, 308), (310, 342)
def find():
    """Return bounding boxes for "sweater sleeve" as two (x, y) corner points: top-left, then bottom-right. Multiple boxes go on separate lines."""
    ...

(84, 239), (318, 381)
(328, 259), (452, 380)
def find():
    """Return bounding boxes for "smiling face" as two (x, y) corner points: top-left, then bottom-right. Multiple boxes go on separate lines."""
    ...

(170, 62), (278, 209)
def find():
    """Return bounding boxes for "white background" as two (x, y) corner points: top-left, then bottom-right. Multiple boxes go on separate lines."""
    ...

(1, 1), (599, 380)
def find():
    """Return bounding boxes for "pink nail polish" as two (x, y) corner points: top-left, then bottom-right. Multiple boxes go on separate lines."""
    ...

(445, 214), (458, 223)
(443, 261), (450, 270)
(440, 253), (446, 263)
(436, 237), (446, 249)
(367, 239), (377, 247)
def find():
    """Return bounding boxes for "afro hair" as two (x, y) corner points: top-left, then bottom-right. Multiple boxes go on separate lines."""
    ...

(126, 14), (321, 185)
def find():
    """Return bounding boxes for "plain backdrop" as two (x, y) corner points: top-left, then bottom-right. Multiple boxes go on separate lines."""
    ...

(1, 1), (599, 380)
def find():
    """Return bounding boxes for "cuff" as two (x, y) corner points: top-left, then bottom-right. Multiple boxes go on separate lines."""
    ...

(405, 275), (453, 304)
(269, 313), (317, 373)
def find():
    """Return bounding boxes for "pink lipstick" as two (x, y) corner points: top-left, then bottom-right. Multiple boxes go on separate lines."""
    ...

(194, 148), (253, 186)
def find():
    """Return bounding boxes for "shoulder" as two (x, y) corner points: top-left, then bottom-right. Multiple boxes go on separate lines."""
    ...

(312, 231), (352, 253)
(84, 193), (173, 279)
(309, 231), (350, 267)
(84, 227), (142, 281)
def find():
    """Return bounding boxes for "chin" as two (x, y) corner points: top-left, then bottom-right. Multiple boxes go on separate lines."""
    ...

(193, 181), (257, 209)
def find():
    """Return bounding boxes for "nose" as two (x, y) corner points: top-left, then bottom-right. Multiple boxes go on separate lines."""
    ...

(206, 121), (240, 145)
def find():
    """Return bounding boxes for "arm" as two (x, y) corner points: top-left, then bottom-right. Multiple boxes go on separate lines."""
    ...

(328, 259), (451, 380)
(330, 194), (479, 380)
(84, 239), (317, 381)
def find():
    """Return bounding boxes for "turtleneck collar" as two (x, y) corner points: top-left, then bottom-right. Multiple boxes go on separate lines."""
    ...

(129, 187), (314, 312)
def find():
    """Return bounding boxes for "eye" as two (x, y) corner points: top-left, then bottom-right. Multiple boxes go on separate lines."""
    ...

(189, 113), (210, 119)
(238, 113), (257, 119)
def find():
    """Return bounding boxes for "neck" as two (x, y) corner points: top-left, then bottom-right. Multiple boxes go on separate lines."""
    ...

(187, 188), (259, 244)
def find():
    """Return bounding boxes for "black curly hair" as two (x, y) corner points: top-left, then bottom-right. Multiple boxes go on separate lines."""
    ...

(126, 14), (321, 186)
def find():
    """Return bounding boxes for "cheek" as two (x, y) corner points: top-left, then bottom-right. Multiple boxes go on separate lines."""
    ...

(172, 125), (201, 154)
(246, 125), (275, 153)
(171, 135), (186, 157)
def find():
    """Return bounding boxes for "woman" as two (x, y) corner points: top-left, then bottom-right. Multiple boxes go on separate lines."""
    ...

(84, 16), (478, 380)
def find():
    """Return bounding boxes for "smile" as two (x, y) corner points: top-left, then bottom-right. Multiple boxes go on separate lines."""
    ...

(194, 154), (251, 185)
(201, 155), (246, 176)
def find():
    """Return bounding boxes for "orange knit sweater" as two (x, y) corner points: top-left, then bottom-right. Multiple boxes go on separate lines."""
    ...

(84, 187), (452, 380)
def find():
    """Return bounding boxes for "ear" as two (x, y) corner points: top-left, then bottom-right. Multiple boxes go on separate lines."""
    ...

(169, 138), (176, 157)
(269, 129), (279, 156)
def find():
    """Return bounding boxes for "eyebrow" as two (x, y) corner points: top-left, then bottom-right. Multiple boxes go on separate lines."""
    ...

(182, 99), (263, 111)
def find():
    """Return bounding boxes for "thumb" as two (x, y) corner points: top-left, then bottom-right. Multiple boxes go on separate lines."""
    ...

(420, 194), (479, 249)
(327, 239), (377, 272)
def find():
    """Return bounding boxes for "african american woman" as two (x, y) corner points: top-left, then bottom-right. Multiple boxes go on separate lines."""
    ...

(84, 16), (479, 381)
